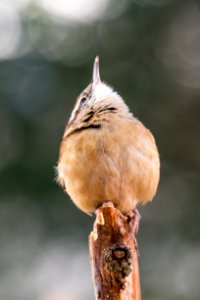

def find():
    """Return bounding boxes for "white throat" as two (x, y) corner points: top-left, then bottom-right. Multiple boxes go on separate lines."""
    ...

(92, 82), (130, 116)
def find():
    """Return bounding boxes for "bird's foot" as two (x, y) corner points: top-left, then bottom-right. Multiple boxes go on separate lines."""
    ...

(127, 208), (141, 235)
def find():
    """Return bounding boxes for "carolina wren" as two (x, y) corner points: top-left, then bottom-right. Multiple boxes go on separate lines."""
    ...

(57, 57), (160, 217)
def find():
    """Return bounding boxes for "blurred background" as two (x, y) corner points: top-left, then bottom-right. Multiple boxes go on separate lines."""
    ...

(0, 0), (200, 299)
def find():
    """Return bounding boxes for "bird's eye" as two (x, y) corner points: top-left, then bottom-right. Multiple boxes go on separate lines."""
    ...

(80, 97), (87, 105)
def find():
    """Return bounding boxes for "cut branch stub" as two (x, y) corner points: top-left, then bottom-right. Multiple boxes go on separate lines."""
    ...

(89, 203), (141, 300)
(104, 245), (132, 284)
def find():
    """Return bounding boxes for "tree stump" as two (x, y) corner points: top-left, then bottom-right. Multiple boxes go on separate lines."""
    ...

(89, 202), (141, 300)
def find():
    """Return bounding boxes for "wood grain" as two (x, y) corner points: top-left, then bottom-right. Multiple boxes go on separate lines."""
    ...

(89, 203), (141, 300)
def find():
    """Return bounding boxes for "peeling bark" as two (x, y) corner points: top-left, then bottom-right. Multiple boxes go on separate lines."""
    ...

(89, 203), (141, 300)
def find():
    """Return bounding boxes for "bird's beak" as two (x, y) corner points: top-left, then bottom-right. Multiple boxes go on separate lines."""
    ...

(92, 56), (101, 90)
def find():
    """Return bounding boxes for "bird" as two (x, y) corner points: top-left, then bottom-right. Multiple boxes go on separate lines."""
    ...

(56, 57), (160, 232)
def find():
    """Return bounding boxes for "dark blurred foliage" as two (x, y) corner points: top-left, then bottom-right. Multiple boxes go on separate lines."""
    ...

(0, 0), (200, 299)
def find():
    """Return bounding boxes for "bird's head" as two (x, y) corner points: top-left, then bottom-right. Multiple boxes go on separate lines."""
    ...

(65, 57), (131, 137)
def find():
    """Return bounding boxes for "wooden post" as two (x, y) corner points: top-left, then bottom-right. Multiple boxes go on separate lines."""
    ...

(89, 202), (141, 300)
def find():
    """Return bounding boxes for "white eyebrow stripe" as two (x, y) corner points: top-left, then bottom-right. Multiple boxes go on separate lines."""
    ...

(69, 96), (88, 123)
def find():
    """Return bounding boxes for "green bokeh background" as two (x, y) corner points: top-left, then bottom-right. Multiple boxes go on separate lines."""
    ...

(0, 1), (200, 299)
